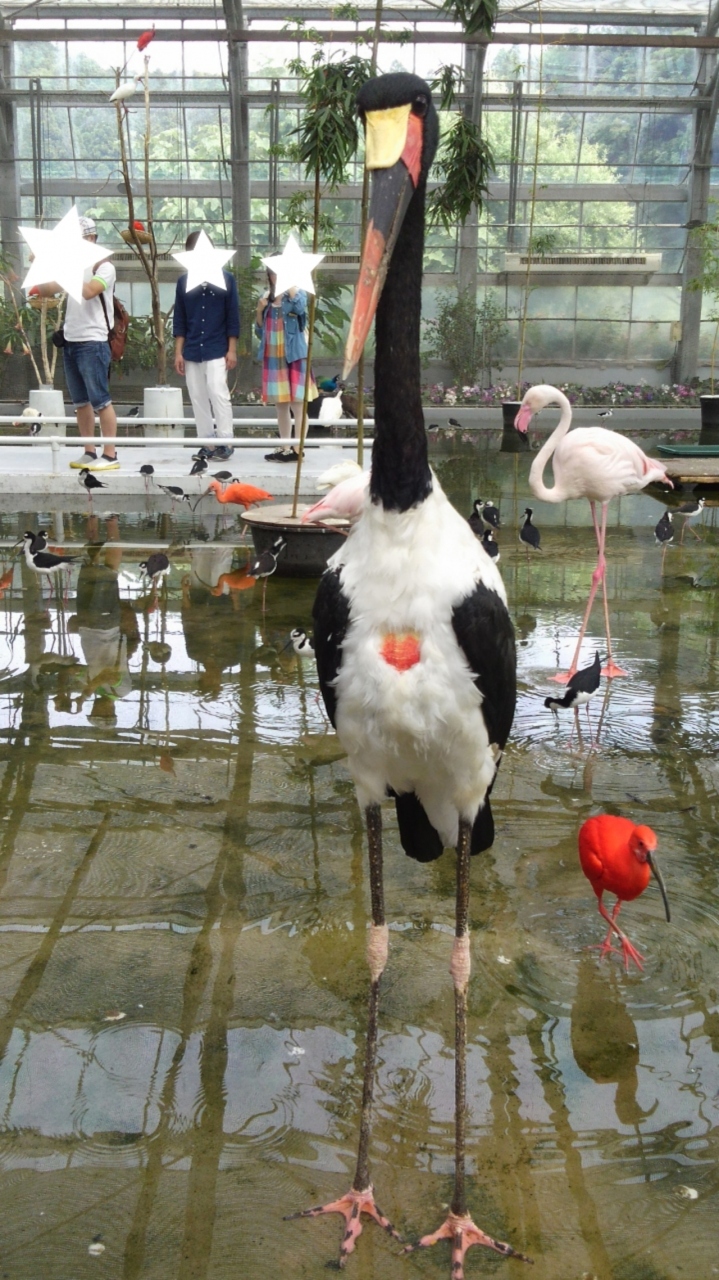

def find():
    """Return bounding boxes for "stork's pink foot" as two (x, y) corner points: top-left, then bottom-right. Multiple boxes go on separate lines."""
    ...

(403, 1212), (532, 1276)
(287, 1185), (401, 1267)
(601, 660), (627, 679)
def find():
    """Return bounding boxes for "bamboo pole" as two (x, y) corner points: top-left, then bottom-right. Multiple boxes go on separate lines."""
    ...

(354, 0), (383, 470)
(291, 169), (321, 519)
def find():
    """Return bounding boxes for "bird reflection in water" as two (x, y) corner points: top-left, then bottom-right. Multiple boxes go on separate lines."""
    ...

(571, 955), (657, 1133)
(66, 517), (137, 720)
(181, 545), (246, 698)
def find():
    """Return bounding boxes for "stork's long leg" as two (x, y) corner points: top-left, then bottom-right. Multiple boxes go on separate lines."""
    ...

(404, 820), (531, 1277)
(287, 802), (400, 1265)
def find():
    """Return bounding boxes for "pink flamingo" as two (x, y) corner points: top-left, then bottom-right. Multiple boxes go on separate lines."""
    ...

(515, 384), (672, 682)
(301, 471), (369, 526)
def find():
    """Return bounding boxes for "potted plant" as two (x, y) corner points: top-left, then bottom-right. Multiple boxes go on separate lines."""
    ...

(0, 254), (67, 432)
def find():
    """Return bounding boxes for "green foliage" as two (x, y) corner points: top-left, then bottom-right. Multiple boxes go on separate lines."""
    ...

(290, 52), (373, 187)
(121, 315), (174, 373)
(430, 64), (464, 112)
(688, 209), (719, 389)
(423, 288), (507, 387)
(527, 230), (560, 258)
(438, 0), (498, 36)
(233, 259), (263, 359)
(284, 192), (345, 253)
(428, 117), (494, 230)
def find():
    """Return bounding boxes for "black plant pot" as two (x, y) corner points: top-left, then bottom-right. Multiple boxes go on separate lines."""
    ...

(699, 395), (719, 446)
(500, 400), (528, 452)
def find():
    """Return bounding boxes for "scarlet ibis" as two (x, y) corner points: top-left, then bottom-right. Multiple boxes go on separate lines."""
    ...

(198, 478), (272, 510)
(294, 73), (523, 1274)
(578, 814), (670, 972)
(519, 507), (541, 555)
(210, 568), (255, 597)
(137, 28), (155, 51)
(515, 385), (671, 681)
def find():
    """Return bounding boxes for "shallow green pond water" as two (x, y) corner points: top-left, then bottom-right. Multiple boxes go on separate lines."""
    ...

(0, 443), (716, 1280)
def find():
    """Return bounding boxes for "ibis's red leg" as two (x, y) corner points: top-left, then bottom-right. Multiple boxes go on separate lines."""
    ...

(287, 803), (400, 1265)
(594, 896), (645, 972)
(404, 820), (531, 1276)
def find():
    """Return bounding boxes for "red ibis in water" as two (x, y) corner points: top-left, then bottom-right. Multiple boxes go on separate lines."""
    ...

(514, 385), (672, 682)
(290, 73), (525, 1276)
(578, 815), (671, 972)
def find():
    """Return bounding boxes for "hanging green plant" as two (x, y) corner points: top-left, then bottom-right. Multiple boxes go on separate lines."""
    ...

(428, 117), (494, 230)
(438, 0), (498, 36)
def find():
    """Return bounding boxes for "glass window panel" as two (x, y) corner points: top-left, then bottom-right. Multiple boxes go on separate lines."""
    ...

(631, 286), (680, 322)
(577, 287), (631, 321)
(628, 320), (673, 359)
(526, 287), (576, 318)
(574, 320), (629, 359)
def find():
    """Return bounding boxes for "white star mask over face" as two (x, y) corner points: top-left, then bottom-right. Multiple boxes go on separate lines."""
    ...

(173, 231), (236, 293)
(262, 233), (324, 297)
(21, 206), (114, 304)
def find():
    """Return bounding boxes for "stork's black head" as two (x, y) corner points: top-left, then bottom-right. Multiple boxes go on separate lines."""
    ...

(344, 73), (438, 376)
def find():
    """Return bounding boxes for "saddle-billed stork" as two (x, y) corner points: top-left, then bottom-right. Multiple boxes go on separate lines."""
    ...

(292, 73), (525, 1275)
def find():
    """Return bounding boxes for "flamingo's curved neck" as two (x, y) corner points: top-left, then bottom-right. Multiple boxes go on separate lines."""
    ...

(528, 391), (573, 503)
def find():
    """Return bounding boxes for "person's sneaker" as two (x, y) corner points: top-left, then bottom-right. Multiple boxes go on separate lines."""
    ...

(69, 451), (98, 469)
(90, 454), (120, 471)
(264, 448), (299, 462)
(212, 444), (234, 462)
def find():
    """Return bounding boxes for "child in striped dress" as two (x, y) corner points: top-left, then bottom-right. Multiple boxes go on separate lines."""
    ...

(255, 274), (317, 461)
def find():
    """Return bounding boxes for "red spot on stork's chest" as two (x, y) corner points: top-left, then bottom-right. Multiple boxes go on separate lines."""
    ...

(380, 632), (421, 672)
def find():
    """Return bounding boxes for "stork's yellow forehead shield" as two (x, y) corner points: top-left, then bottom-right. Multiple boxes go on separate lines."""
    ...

(364, 104), (412, 170)
(344, 103), (423, 377)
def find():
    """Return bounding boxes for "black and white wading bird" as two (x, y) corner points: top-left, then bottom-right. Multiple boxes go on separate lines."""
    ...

(481, 528), (500, 562)
(138, 552), (170, 586)
(293, 74), (525, 1275)
(597, 408), (613, 419)
(12, 406), (43, 434)
(676, 495), (705, 543)
(289, 627), (315, 658)
(519, 506), (542, 556)
(544, 650), (601, 739)
(78, 468), (108, 506)
(479, 498), (500, 531)
(139, 463), (155, 493)
(248, 536), (286, 613)
(189, 452), (209, 477)
(157, 484), (192, 509)
(655, 510), (674, 568)
(22, 530), (77, 597)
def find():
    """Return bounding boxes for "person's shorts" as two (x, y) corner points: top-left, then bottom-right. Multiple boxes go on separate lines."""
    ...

(63, 340), (112, 411)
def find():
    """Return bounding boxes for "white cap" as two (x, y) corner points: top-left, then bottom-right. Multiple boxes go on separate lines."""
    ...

(78, 216), (96, 238)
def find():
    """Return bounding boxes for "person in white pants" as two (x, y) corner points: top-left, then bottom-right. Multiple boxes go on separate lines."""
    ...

(173, 230), (240, 462)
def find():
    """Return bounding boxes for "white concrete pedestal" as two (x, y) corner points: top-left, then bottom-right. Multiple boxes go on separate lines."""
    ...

(143, 386), (185, 438)
(29, 386), (66, 437)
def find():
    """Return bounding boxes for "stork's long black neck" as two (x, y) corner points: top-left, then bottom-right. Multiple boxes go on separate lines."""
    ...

(370, 179), (432, 513)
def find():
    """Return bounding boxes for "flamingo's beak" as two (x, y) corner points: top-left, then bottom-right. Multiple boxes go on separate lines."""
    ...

(646, 851), (671, 922)
(514, 403), (533, 435)
(344, 105), (424, 379)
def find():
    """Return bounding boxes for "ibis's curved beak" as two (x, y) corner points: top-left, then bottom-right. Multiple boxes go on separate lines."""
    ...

(343, 106), (424, 379)
(647, 851), (671, 922)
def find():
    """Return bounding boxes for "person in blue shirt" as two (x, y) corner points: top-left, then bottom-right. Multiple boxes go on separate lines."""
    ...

(173, 230), (240, 462)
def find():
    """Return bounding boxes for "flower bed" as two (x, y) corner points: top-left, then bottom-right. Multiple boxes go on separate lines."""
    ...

(424, 380), (708, 408)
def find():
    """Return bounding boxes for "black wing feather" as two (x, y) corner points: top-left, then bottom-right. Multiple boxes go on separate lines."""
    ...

(312, 566), (351, 727)
(452, 582), (516, 855)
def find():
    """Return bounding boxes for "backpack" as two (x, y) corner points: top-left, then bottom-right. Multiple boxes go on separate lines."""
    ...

(100, 291), (130, 362)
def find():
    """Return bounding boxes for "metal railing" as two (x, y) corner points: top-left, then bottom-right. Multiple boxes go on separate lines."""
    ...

(0, 417), (375, 473)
